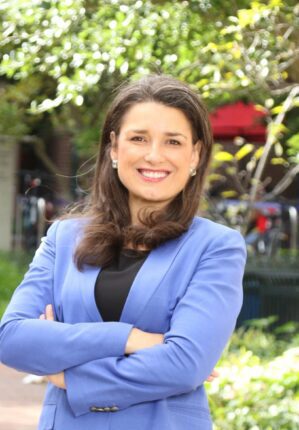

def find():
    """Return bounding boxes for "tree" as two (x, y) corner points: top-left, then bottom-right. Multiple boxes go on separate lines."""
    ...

(0, 0), (250, 152)
(192, 0), (299, 231)
(0, 0), (298, 221)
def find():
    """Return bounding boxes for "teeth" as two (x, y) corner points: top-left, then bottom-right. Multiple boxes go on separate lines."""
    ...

(140, 170), (168, 179)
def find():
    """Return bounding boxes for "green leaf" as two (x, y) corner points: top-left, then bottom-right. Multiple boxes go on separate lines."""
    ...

(246, 159), (256, 171)
(271, 105), (284, 115)
(214, 151), (234, 162)
(235, 143), (254, 160)
(237, 9), (256, 28)
(287, 133), (299, 148)
(274, 142), (283, 156)
(221, 190), (238, 198)
(208, 173), (224, 182)
(268, 123), (288, 137)
(270, 157), (287, 165)
(254, 147), (264, 159)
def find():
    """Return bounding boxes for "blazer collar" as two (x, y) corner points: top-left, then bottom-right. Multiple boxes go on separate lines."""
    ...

(79, 219), (197, 324)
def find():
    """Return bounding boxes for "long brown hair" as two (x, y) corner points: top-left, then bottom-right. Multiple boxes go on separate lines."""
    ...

(73, 75), (213, 269)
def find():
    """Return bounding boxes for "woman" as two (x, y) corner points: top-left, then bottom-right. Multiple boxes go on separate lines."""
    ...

(0, 75), (246, 430)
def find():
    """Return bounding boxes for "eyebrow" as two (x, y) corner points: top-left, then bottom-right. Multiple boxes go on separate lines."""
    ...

(128, 129), (188, 140)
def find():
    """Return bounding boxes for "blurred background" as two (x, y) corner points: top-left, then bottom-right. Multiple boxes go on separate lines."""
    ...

(0, 1), (298, 429)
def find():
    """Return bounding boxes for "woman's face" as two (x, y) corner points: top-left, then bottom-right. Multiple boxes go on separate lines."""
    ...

(110, 101), (200, 223)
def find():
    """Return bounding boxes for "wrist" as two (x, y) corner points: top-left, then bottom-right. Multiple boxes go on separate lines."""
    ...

(125, 327), (141, 355)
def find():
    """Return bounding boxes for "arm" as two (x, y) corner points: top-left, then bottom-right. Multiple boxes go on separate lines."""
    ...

(0, 221), (134, 374)
(64, 230), (246, 417)
(39, 305), (165, 388)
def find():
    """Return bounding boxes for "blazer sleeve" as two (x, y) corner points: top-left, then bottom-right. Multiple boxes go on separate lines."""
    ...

(0, 221), (133, 375)
(64, 229), (247, 417)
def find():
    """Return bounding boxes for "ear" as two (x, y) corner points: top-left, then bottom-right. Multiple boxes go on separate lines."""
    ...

(110, 131), (118, 161)
(191, 140), (202, 168)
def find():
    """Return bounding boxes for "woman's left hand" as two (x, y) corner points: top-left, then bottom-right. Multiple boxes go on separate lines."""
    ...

(46, 371), (66, 389)
(39, 304), (66, 390)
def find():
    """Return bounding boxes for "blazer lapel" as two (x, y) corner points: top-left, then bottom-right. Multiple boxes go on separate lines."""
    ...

(120, 225), (195, 325)
(71, 223), (104, 323)
(78, 266), (103, 322)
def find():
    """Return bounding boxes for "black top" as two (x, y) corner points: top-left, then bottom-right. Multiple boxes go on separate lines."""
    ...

(95, 249), (150, 322)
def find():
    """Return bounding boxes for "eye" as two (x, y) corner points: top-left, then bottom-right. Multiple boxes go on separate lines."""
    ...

(168, 139), (181, 146)
(130, 136), (146, 142)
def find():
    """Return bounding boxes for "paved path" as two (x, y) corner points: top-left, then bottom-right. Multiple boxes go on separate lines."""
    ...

(0, 364), (45, 430)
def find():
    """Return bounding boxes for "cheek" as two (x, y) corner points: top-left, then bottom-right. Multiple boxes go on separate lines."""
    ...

(172, 153), (192, 173)
(118, 144), (141, 165)
(116, 149), (139, 186)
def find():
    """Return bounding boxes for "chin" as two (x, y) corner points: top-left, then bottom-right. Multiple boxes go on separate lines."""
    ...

(139, 196), (174, 206)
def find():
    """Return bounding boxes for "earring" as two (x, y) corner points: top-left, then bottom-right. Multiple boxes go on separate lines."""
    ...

(190, 167), (197, 177)
(112, 159), (118, 169)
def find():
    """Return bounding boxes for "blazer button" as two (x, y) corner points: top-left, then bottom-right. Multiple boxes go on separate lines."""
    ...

(104, 407), (111, 412)
(90, 406), (105, 412)
(110, 406), (119, 412)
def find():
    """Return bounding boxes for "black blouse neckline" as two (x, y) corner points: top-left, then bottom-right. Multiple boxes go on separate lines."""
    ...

(121, 248), (150, 258)
(95, 247), (149, 322)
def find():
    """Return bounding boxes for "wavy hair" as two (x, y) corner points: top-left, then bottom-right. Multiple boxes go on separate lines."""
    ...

(72, 75), (214, 269)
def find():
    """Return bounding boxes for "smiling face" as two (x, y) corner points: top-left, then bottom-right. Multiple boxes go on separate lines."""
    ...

(110, 102), (200, 224)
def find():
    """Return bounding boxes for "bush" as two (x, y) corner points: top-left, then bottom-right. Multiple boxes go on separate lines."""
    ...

(207, 319), (299, 430)
(0, 251), (30, 318)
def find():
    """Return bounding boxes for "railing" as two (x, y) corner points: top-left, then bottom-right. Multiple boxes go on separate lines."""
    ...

(238, 259), (299, 326)
(14, 195), (48, 250)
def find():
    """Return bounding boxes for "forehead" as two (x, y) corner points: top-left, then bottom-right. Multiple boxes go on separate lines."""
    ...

(119, 102), (193, 135)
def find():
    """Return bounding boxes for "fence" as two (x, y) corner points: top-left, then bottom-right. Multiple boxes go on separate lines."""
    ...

(238, 262), (299, 326)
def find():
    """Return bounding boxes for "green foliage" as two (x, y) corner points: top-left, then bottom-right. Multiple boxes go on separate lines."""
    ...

(0, 252), (30, 318)
(287, 133), (299, 164)
(2, 1), (295, 112)
(0, 99), (28, 137)
(0, 83), (30, 137)
(0, 0), (298, 207)
(1, 0), (205, 109)
(207, 319), (299, 429)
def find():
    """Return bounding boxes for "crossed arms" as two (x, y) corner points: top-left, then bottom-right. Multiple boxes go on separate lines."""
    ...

(0, 221), (246, 416)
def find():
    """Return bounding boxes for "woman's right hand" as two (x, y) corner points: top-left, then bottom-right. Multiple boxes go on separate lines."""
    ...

(125, 328), (219, 383)
(125, 328), (164, 355)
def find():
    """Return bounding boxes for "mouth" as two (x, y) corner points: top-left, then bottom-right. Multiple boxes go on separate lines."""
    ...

(137, 169), (171, 182)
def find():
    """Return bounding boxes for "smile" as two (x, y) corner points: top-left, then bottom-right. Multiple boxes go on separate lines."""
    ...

(137, 169), (170, 182)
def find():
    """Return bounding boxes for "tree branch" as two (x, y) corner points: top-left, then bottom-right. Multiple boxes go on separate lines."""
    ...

(265, 164), (299, 199)
(249, 85), (299, 205)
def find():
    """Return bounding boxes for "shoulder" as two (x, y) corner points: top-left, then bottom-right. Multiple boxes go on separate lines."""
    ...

(190, 216), (240, 235)
(188, 216), (246, 250)
(46, 217), (88, 245)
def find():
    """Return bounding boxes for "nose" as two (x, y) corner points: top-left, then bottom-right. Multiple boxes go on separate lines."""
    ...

(144, 142), (164, 163)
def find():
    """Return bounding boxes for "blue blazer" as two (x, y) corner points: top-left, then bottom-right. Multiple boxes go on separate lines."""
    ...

(0, 216), (246, 430)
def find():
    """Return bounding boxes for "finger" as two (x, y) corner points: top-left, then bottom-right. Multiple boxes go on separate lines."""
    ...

(206, 375), (215, 382)
(211, 369), (220, 377)
(39, 314), (45, 320)
(45, 304), (54, 321)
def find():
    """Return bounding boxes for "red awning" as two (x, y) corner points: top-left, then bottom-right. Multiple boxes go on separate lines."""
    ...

(210, 101), (267, 142)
